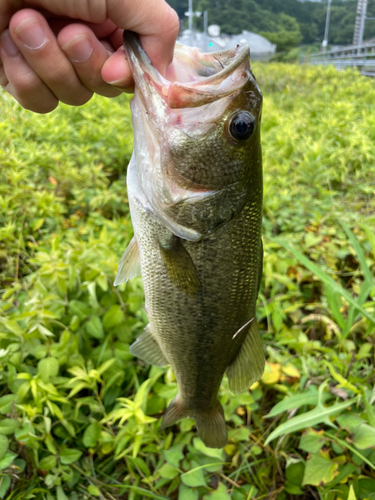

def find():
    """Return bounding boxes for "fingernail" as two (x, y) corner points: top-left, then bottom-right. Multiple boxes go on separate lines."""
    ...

(61, 35), (93, 63)
(1, 30), (20, 57)
(14, 18), (46, 50)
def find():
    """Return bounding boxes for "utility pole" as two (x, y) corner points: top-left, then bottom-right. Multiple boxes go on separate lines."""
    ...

(322, 0), (332, 52)
(188, 0), (193, 46)
(188, 0), (193, 32)
(185, 0), (201, 47)
(353, 0), (368, 47)
(203, 11), (208, 51)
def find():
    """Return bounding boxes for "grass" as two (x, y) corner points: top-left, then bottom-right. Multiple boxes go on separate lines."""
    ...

(0, 62), (374, 500)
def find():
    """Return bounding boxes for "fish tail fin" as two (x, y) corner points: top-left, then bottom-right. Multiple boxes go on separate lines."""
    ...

(194, 401), (227, 449)
(160, 397), (227, 449)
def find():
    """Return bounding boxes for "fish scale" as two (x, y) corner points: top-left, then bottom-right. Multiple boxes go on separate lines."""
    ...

(115, 32), (265, 448)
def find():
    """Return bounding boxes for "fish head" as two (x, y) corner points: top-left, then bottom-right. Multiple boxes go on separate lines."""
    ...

(124, 32), (262, 239)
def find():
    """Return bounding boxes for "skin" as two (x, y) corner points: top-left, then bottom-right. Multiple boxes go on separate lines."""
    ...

(0, 0), (179, 113)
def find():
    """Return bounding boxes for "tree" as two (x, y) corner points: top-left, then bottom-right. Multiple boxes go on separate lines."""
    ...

(167, 0), (375, 48)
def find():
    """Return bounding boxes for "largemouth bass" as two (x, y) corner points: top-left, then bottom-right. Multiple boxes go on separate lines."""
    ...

(116, 31), (264, 448)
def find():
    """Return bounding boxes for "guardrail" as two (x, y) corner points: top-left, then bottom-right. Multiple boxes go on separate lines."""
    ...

(307, 42), (375, 76)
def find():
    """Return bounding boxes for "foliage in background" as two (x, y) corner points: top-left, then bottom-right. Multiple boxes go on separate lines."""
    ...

(0, 63), (375, 500)
(168, 0), (375, 49)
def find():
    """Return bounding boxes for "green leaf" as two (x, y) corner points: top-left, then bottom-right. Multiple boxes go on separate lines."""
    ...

(83, 422), (101, 448)
(338, 220), (373, 286)
(358, 478), (375, 497)
(348, 485), (357, 500)
(181, 462), (207, 487)
(127, 456), (151, 477)
(337, 413), (362, 431)
(361, 223), (375, 259)
(59, 448), (82, 465)
(178, 484), (199, 500)
(97, 358), (116, 376)
(0, 451), (17, 470)
(265, 382), (355, 444)
(164, 443), (185, 468)
(38, 357), (59, 383)
(326, 463), (358, 488)
(87, 485), (101, 496)
(324, 431), (375, 470)
(56, 486), (68, 500)
(285, 461), (304, 494)
(85, 316), (104, 339)
(102, 305), (124, 329)
(158, 463), (180, 479)
(0, 475), (11, 499)
(265, 386), (329, 418)
(0, 419), (18, 435)
(203, 483), (231, 500)
(39, 455), (57, 471)
(68, 300), (91, 321)
(350, 423), (375, 450)
(0, 395), (18, 415)
(302, 452), (338, 486)
(0, 436), (9, 461)
(192, 438), (224, 459)
(299, 428), (326, 453)
(119, 485), (169, 499)
(270, 237), (375, 326)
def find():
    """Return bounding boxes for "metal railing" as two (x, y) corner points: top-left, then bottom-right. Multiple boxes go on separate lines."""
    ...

(307, 42), (375, 76)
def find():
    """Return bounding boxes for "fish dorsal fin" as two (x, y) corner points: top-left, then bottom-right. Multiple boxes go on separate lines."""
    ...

(159, 234), (200, 297)
(114, 236), (141, 286)
(129, 324), (169, 366)
(226, 319), (265, 394)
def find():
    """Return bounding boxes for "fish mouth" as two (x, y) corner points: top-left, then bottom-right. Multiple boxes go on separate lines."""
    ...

(123, 31), (251, 112)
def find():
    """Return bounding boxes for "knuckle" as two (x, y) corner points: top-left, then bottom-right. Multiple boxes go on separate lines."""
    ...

(165, 8), (180, 38)
(12, 74), (40, 99)
(18, 96), (58, 114)
(62, 90), (93, 107)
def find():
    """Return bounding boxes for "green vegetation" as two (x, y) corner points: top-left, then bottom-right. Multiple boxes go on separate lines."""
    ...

(1, 63), (375, 500)
(168, 0), (375, 49)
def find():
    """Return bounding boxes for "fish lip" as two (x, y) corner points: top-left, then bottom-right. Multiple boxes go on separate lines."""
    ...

(123, 31), (251, 111)
(123, 31), (169, 116)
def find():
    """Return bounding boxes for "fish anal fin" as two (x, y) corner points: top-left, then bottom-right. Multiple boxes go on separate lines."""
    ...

(227, 319), (265, 394)
(114, 236), (141, 286)
(129, 324), (168, 366)
(160, 397), (227, 449)
(159, 235), (200, 296)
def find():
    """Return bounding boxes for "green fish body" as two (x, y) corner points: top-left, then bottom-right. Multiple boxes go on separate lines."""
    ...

(116, 32), (264, 448)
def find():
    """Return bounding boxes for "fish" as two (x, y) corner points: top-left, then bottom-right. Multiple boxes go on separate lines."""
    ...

(115, 31), (264, 448)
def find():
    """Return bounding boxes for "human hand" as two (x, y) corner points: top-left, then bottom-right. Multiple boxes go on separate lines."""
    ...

(0, 0), (179, 113)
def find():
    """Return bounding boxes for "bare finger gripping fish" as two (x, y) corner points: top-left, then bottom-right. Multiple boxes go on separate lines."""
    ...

(116, 31), (264, 448)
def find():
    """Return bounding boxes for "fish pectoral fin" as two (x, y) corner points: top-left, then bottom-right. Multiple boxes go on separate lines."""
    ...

(226, 319), (265, 394)
(159, 234), (200, 297)
(114, 236), (141, 286)
(129, 324), (169, 366)
(160, 398), (227, 449)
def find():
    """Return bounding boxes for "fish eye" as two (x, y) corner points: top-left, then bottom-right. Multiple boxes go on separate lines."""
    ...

(228, 111), (255, 141)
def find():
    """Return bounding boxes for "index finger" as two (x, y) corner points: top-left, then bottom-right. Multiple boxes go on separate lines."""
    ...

(1, 0), (179, 75)
(107, 0), (179, 75)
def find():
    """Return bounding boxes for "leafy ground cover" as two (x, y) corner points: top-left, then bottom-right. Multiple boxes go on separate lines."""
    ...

(0, 63), (374, 500)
